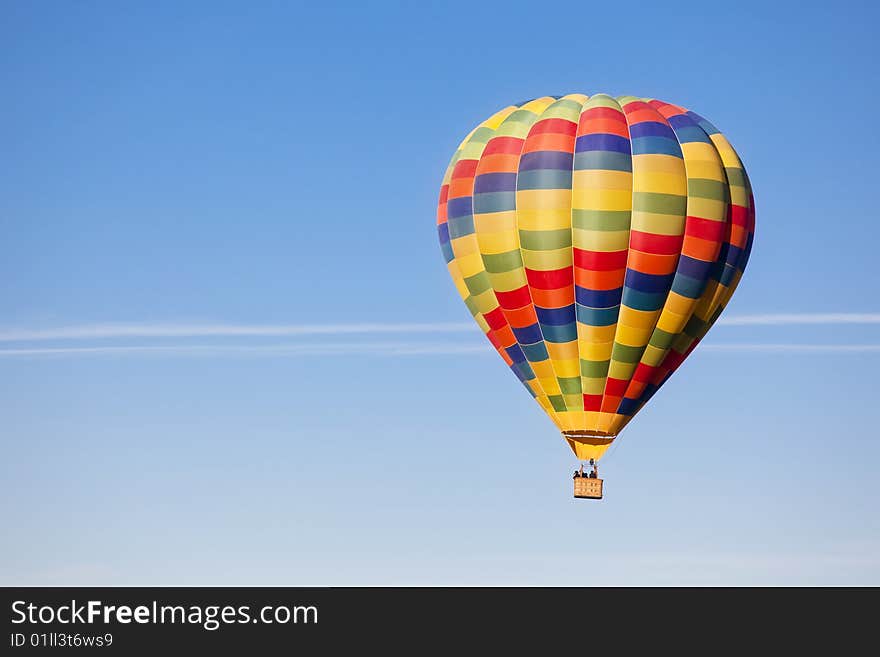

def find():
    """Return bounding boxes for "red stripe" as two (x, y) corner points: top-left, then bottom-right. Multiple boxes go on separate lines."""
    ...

(529, 118), (577, 136)
(685, 216), (725, 241)
(452, 159), (478, 178)
(483, 307), (508, 331)
(494, 285), (532, 309)
(631, 362), (657, 383)
(438, 185), (449, 204)
(730, 204), (748, 227)
(486, 330), (501, 350)
(574, 248), (628, 271)
(482, 136), (524, 156)
(604, 378), (629, 397)
(525, 267), (573, 290)
(583, 394), (603, 411)
(579, 106), (625, 122)
(629, 231), (683, 255)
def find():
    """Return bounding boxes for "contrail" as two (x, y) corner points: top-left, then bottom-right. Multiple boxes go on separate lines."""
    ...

(0, 343), (878, 358)
(716, 313), (880, 326)
(0, 313), (877, 342)
(0, 343), (489, 357)
(0, 322), (475, 342)
(699, 343), (880, 353)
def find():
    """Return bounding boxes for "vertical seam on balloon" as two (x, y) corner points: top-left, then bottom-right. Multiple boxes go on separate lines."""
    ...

(444, 110), (535, 400)
(605, 97), (687, 425)
(514, 98), (570, 427)
(473, 101), (560, 413)
(572, 93), (630, 435)
(622, 99), (726, 413)
(517, 95), (586, 432)
(597, 96), (638, 428)
(640, 114), (754, 401)
(569, 95), (589, 430)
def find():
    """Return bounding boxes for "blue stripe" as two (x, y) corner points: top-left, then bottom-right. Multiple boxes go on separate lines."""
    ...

(473, 191), (515, 214)
(576, 304), (620, 326)
(628, 121), (675, 140)
(535, 304), (576, 326)
(518, 150), (573, 172)
(540, 322), (577, 343)
(576, 286), (622, 308)
(516, 169), (572, 190)
(506, 343), (528, 364)
(440, 239), (454, 264)
(667, 114), (696, 130)
(624, 270), (675, 294)
(513, 323), (543, 345)
(621, 288), (667, 311)
(677, 254), (712, 280)
(630, 136), (682, 157)
(437, 223), (450, 244)
(670, 273), (705, 299)
(724, 244), (743, 266)
(521, 340), (549, 361)
(447, 214), (474, 239)
(616, 397), (640, 416)
(687, 111), (719, 135)
(446, 196), (473, 220)
(670, 125), (711, 144)
(575, 133), (630, 154)
(574, 151), (632, 172)
(474, 172), (516, 194)
(719, 263), (737, 286)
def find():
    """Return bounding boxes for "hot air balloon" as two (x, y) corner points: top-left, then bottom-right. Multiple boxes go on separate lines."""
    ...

(436, 94), (754, 499)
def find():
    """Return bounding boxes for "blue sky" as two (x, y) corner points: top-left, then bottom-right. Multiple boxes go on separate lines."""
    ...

(1, 0), (878, 585)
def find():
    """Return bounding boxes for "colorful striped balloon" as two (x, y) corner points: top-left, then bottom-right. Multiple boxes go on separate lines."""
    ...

(437, 94), (754, 461)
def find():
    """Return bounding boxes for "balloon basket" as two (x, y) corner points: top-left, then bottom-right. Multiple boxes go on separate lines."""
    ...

(573, 477), (604, 500)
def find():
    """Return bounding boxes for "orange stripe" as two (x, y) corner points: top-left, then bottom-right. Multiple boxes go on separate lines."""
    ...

(477, 152), (520, 174)
(682, 234), (721, 261)
(580, 117), (629, 137)
(627, 250), (679, 275)
(620, 106), (656, 123)
(521, 133), (576, 154)
(575, 268), (626, 290)
(531, 286), (575, 309)
(504, 305), (540, 328)
(448, 176), (474, 199)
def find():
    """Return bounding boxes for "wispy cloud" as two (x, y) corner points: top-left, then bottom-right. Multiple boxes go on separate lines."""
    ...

(716, 313), (880, 326)
(0, 322), (474, 342)
(0, 342), (878, 358)
(0, 313), (878, 343)
(700, 343), (880, 353)
(0, 343), (489, 358)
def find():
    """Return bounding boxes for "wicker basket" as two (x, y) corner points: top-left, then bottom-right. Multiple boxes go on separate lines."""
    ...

(573, 477), (603, 499)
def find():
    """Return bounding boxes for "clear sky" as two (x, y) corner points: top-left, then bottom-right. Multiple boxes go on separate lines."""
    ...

(1, 1), (878, 585)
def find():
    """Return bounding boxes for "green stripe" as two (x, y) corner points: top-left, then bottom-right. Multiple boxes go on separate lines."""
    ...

(687, 178), (728, 201)
(558, 377), (582, 394)
(723, 167), (746, 188)
(549, 395), (567, 412)
(649, 328), (676, 350)
(683, 315), (707, 337)
(611, 342), (644, 363)
(632, 192), (687, 215)
(470, 126), (495, 143)
(580, 359), (610, 377)
(481, 250), (522, 274)
(463, 271), (492, 296)
(519, 228), (572, 251)
(572, 209), (631, 231)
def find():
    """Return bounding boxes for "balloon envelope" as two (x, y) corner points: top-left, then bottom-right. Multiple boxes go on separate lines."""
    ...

(437, 94), (754, 461)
